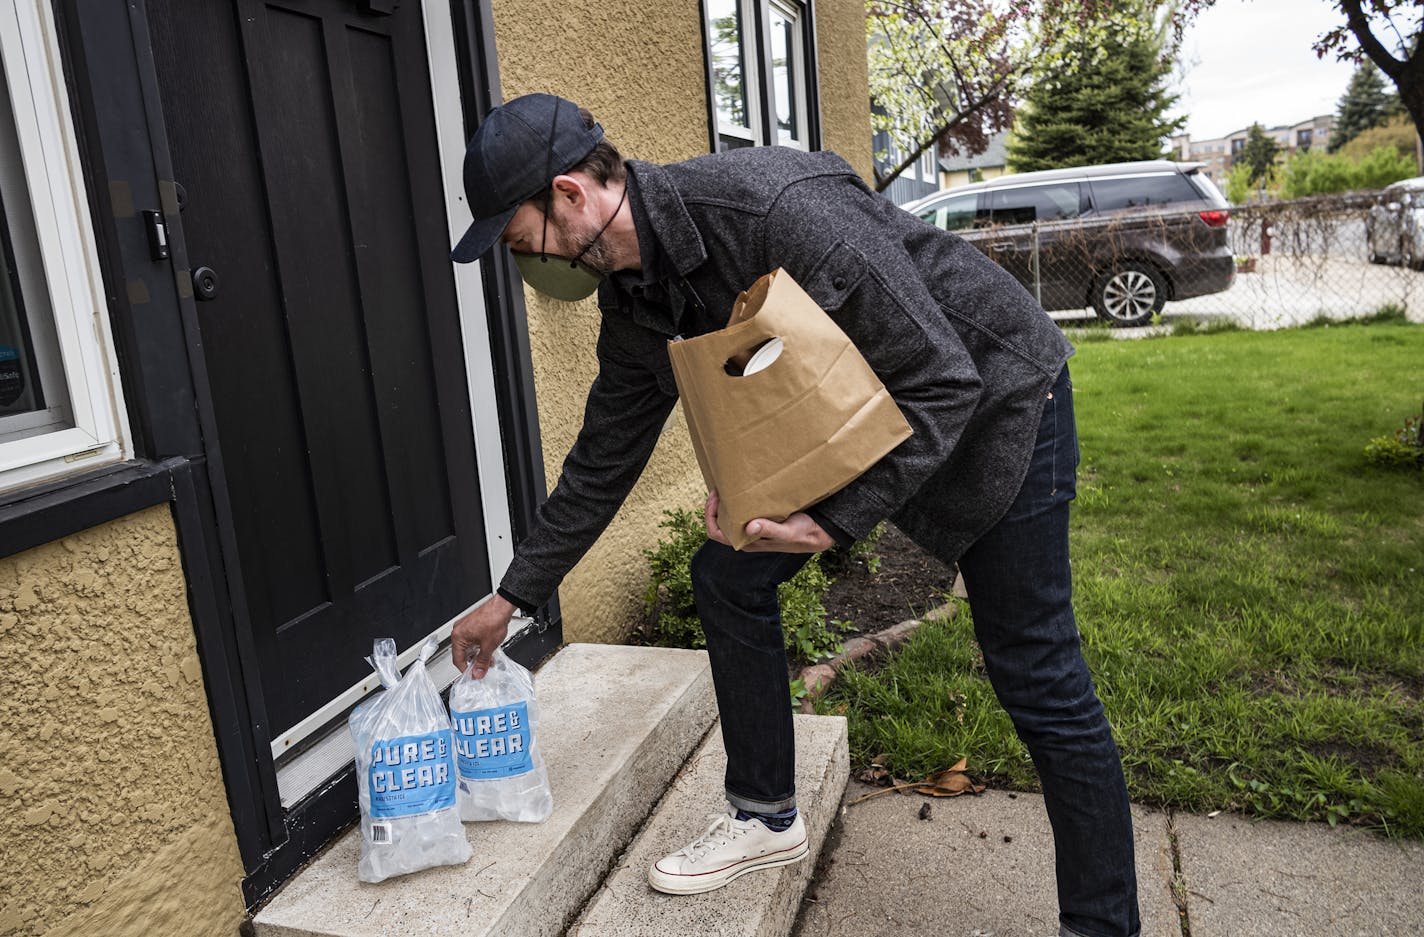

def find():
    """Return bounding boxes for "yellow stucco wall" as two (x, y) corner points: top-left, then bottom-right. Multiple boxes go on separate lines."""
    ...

(0, 506), (245, 937)
(815, 0), (875, 183)
(490, 0), (872, 643)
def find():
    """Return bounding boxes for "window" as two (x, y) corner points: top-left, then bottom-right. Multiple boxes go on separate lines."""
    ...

(0, 0), (126, 493)
(918, 192), (982, 232)
(1297, 129), (1313, 151)
(917, 148), (935, 184)
(989, 183), (1082, 225)
(1089, 174), (1199, 212)
(704, 0), (816, 152)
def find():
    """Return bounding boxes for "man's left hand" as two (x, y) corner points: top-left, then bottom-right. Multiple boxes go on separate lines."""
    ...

(704, 489), (834, 553)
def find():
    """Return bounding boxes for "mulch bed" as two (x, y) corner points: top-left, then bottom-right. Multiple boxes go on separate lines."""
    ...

(788, 524), (959, 705)
(821, 523), (956, 639)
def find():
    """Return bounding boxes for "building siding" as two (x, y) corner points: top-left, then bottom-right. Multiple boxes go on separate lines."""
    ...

(0, 506), (245, 936)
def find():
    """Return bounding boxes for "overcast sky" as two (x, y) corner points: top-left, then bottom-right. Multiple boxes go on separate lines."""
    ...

(1169, 0), (1363, 140)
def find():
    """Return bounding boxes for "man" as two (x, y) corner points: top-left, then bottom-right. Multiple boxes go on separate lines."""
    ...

(449, 93), (1139, 937)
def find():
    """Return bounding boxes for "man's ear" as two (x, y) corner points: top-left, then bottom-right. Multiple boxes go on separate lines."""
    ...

(550, 173), (588, 211)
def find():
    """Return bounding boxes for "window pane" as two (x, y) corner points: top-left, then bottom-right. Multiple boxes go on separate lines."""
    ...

(1090, 174), (1198, 212)
(707, 0), (750, 132)
(770, 5), (798, 143)
(919, 193), (979, 231)
(0, 203), (41, 415)
(718, 133), (755, 152)
(0, 65), (71, 442)
(989, 183), (1082, 225)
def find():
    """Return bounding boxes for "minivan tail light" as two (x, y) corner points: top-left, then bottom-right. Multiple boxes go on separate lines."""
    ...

(1198, 209), (1230, 228)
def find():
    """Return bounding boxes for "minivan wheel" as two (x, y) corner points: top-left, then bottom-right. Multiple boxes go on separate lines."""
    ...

(1092, 262), (1167, 327)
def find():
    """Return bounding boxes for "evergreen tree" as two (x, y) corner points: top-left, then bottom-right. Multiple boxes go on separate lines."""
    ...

(1330, 62), (1400, 153)
(1238, 123), (1281, 187)
(1006, 13), (1184, 173)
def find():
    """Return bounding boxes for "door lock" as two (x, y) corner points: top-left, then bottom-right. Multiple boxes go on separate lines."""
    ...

(192, 266), (220, 301)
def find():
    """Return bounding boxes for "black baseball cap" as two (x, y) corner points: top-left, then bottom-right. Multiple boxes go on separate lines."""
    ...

(450, 93), (605, 263)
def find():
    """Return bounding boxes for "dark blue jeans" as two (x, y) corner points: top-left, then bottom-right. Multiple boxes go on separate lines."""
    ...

(690, 365), (1139, 937)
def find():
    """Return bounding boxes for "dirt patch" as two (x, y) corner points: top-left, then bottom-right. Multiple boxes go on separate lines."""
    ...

(1301, 740), (1400, 776)
(822, 523), (956, 638)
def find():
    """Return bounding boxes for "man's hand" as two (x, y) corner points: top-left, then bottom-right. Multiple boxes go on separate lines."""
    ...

(451, 594), (516, 678)
(704, 489), (834, 553)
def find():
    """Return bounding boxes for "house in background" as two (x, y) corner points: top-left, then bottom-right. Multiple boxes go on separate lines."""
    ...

(0, 1), (872, 933)
(1177, 115), (1336, 185)
(939, 130), (1011, 190)
(871, 119), (940, 205)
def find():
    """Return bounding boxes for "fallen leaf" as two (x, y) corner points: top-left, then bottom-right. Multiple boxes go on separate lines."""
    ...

(855, 755), (894, 786)
(849, 757), (985, 805)
(910, 757), (986, 798)
(918, 803), (932, 821)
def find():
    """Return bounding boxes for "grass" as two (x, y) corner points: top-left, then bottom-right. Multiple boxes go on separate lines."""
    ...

(819, 316), (1424, 835)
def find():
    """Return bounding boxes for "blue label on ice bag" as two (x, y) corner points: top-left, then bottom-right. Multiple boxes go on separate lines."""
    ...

(367, 731), (457, 818)
(451, 702), (534, 780)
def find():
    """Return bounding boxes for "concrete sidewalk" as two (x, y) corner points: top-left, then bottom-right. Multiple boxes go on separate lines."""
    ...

(793, 782), (1424, 937)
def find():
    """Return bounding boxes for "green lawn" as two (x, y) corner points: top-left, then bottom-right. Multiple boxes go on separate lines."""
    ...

(819, 318), (1424, 835)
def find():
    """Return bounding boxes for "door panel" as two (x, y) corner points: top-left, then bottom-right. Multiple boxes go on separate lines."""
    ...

(148, 0), (491, 734)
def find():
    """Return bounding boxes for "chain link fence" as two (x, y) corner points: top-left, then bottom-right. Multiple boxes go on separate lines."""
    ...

(948, 190), (1424, 331)
(1172, 193), (1424, 330)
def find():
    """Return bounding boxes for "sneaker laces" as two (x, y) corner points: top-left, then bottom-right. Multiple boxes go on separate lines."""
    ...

(678, 811), (750, 860)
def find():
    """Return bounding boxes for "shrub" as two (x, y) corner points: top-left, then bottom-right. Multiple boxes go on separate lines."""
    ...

(640, 507), (847, 663)
(1364, 406), (1423, 470)
(1355, 146), (1419, 191)
(1225, 162), (1258, 205)
(1338, 115), (1417, 163)
(1276, 147), (1416, 199)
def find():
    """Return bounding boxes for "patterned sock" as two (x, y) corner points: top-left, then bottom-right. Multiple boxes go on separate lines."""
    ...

(735, 806), (798, 832)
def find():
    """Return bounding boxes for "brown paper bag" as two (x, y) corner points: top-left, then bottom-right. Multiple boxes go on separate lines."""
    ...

(666, 268), (913, 550)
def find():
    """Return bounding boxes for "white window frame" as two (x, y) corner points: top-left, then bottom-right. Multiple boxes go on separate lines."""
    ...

(0, 0), (128, 494)
(767, 0), (809, 151)
(705, 0), (814, 152)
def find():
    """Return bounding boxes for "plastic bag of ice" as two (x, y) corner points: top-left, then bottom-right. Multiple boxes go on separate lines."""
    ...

(349, 637), (471, 882)
(449, 647), (553, 822)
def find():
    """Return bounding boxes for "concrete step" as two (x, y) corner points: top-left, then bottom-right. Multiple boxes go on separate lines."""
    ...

(570, 713), (849, 937)
(253, 643), (716, 937)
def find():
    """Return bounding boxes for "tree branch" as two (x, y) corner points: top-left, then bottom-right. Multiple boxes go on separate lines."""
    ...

(874, 70), (1014, 191)
(1339, 0), (1404, 79)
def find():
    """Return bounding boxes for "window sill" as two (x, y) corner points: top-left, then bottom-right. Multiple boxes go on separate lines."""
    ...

(0, 456), (185, 560)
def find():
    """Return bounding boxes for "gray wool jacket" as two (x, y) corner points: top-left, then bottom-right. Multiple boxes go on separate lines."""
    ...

(497, 147), (1073, 611)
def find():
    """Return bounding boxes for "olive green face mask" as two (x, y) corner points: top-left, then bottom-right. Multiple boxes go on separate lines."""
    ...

(511, 251), (605, 302)
(512, 186), (628, 302)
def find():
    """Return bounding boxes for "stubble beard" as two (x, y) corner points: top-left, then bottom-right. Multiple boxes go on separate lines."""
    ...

(559, 215), (617, 276)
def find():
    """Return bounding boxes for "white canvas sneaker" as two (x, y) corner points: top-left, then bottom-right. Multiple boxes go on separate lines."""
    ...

(648, 805), (809, 895)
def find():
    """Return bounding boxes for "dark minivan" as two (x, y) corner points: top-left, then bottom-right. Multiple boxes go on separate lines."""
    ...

(903, 161), (1235, 326)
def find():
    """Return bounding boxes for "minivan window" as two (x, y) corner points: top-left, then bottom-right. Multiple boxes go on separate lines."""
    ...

(988, 183), (1082, 225)
(918, 192), (980, 232)
(1186, 172), (1228, 206)
(1090, 173), (1199, 211)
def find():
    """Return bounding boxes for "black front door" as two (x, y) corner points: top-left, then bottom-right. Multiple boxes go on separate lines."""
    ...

(147, 0), (492, 734)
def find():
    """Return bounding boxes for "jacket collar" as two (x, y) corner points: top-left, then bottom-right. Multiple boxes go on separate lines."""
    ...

(624, 159), (708, 277)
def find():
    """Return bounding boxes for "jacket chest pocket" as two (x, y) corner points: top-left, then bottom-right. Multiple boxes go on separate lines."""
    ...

(801, 239), (927, 374)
